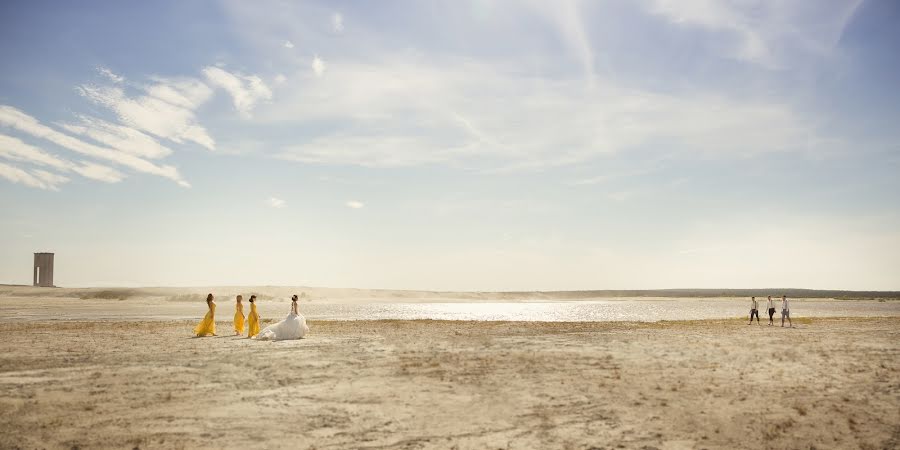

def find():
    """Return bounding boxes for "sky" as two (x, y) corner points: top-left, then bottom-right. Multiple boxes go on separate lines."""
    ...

(1, 0), (898, 290)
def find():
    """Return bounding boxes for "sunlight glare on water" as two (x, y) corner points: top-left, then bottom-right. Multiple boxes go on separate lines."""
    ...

(300, 300), (900, 322)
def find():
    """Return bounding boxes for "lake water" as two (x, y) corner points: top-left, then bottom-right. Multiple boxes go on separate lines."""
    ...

(2, 297), (898, 322)
(300, 300), (900, 322)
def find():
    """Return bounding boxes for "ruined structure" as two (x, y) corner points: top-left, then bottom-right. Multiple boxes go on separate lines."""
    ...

(33, 252), (54, 287)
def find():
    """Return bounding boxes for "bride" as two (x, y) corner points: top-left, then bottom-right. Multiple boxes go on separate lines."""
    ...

(256, 294), (309, 340)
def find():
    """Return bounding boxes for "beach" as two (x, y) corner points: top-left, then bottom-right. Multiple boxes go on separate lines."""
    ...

(1, 309), (898, 449)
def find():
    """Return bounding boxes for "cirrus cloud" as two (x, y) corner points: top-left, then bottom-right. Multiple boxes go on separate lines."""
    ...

(0, 105), (188, 186)
(203, 66), (273, 118)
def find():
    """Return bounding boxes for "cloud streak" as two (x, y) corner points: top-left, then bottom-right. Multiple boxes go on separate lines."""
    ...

(0, 105), (188, 186)
(203, 66), (273, 118)
(643, 0), (864, 66)
(61, 115), (173, 159)
(97, 66), (124, 83)
(77, 77), (215, 150)
(0, 133), (124, 183)
(311, 56), (326, 77)
(0, 161), (69, 190)
(271, 59), (818, 171)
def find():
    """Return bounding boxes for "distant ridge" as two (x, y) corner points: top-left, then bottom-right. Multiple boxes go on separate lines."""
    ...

(499, 288), (900, 300)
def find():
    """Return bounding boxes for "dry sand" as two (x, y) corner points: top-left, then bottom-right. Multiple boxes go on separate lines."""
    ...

(1, 317), (898, 449)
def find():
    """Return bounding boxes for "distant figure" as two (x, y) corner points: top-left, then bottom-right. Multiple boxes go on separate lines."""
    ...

(233, 295), (245, 336)
(766, 296), (776, 326)
(247, 295), (261, 338)
(781, 295), (792, 328)
(256, 294), (309, 341)
(194, 293), (217, 337)
(748, 296), (760, 325)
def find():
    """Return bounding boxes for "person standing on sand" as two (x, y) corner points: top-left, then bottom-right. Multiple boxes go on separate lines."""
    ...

(781, 295), (792, 328)
(194, 293), (217, 337)
(247, 295), (261, 338)
(255, 294), (309, 340)
(234, 295), (245, 336)
(748, 296), (760, 325)
(766, 296), (776, 326)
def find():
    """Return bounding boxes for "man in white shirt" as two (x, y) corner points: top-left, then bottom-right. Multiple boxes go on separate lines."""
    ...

(766, 296), (776, 326)
(781, 295), (792, 328)
(748, 296), (760, 325)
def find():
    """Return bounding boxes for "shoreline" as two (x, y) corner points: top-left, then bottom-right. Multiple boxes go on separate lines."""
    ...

(4, 284), (900, 302)
(4, 294), (899, 324)
(0, 315), (869, 326)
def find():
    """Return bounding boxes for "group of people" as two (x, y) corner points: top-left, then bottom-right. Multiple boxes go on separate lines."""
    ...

(748, 295), (792, 327)
(194, 293), (309, 340)
(195, 292), (796, 334)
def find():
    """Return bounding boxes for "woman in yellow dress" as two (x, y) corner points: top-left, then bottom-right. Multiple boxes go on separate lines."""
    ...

(233, 295), (245, 335)
(194, 293), (217, 337)
(247, 295), (260, 338)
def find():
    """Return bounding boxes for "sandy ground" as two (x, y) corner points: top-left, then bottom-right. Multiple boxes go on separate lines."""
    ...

(1, 317), (898, 449)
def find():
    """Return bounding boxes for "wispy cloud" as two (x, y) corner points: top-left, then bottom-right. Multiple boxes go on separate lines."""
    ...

(311, 55), (326, 77)
(77, 77), (215, 150)
(97, 66), (124, 83)
(643, 0), (863, 66)
(568, 166), (659, 186)
(283, 40), (295, 49)
(0, 161), (68, 190)
(72, 161), (125, 183)
(0, 105), (187, 186)
(331, 12), (344, 33)
(61, 115), (173, 159)
(0, 133), (76, 171)
(345, 200), (364, 209)
(271, 59), (818, 171)
(0, 133), (124, 183)
(529, 0), (595, 87)
(267, 197), (286, 208)
(203, 66), (272, 118)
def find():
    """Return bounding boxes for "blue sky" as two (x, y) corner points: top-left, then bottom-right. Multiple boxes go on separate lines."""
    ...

(1, 0), (898, 290)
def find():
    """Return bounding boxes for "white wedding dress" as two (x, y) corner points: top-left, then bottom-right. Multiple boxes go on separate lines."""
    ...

(256, 303), (309, 340)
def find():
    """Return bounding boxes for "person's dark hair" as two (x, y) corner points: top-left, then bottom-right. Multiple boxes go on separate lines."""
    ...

(236, 294), (243, 301)
(206, 293), (213, 303)
(249, 295), (256, 303)
(291, 294), (298, 301)
(751, 296), (755, 300)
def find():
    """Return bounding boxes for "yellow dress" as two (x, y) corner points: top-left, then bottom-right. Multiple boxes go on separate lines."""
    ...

(194, 302), (216, 336)
(234, 302), (245, 334)
(247, 303), (260, 337)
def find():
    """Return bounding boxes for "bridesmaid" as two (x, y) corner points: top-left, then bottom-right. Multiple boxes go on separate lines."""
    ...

(233, 295), (245, 336)
(193, 293), (217, 337)
(247, 295), (261, 338)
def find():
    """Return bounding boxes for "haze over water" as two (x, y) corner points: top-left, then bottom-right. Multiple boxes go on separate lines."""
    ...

(4, 297), (898, 323)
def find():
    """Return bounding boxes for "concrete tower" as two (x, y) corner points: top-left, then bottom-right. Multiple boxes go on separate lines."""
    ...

(33, 253), (54, 287)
